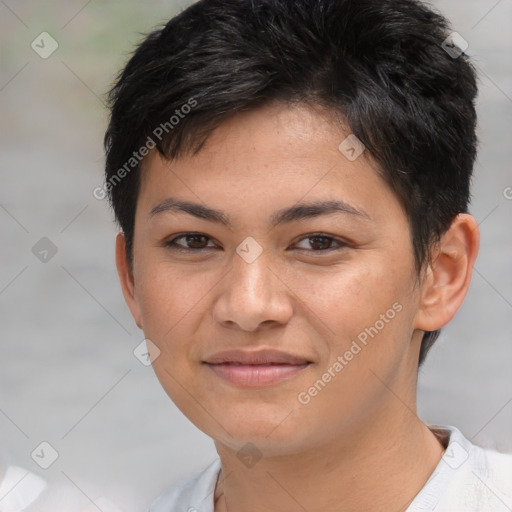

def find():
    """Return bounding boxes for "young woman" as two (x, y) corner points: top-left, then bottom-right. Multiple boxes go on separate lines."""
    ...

(104, 1), (512, 510)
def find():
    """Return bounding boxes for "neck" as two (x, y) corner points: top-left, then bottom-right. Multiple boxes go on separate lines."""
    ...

(213, 400), (445, 512)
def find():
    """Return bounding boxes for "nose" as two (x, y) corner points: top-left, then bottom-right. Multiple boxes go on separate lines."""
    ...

(212, 246), (294, 332)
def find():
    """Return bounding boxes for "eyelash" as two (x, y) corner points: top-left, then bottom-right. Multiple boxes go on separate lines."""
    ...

(164, 232), (348, 253)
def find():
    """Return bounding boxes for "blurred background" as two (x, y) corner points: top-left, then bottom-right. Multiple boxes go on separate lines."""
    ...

(1, 0), (511, 510)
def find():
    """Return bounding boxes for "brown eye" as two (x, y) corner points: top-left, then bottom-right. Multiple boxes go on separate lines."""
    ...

(294, 234), (346, 252)
(165, 233), (216, 251)
(183, 234), (209, 248)
(308, 236), (333, 250)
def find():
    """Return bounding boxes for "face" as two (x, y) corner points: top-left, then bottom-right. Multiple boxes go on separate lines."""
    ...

(120, 102), (427, 457)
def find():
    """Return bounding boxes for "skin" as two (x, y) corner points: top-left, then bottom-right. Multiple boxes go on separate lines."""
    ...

(116, 102), (479, 512)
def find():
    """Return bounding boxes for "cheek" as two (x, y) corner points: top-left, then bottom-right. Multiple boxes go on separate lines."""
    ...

(288, 270), (414, 443)
(134, 262), (209, 415)
(285, 258), (416, 399)
(285, 258), (405, 339)
(136, 258), (204, 330)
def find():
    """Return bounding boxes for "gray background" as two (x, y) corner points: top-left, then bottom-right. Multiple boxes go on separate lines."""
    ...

(1, 0), (511, 510)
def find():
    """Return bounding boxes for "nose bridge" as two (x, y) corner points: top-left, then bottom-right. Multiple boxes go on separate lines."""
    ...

(213, 239), (292, 331)
(230, 235), (274, 297)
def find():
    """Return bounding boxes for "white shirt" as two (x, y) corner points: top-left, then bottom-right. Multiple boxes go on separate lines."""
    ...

(150, 425), (512, 512)
(0, 466), (122, 512)
(0, 466), (46, 512)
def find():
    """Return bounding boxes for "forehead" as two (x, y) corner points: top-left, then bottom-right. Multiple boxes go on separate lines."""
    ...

(137, 102), (401, 225)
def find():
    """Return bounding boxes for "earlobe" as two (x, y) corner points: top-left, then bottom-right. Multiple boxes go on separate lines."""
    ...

(115, 232), (143, 330)
(415, 214), (480, 332)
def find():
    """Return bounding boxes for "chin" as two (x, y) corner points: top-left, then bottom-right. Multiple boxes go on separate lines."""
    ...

(211, 409), (307, 449)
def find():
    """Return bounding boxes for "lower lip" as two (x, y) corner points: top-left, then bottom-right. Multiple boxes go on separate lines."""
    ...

(205, 363), (310, 387)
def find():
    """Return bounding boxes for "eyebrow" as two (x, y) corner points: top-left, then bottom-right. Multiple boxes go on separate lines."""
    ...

(149, 197), (372, 228)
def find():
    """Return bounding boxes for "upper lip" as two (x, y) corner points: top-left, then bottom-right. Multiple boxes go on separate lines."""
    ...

(203, 349), (312, 365)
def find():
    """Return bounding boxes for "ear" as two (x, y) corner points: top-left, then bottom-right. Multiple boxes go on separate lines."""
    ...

(414, 214), (480, 332)
(115, 232), (142, 330)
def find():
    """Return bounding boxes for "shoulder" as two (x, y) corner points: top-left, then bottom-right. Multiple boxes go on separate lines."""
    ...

(149, 458), (221, 512)
(464, 442), (512, 507)
(426, 425), (512, 512)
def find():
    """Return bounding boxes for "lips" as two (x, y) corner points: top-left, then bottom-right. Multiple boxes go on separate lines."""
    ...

(203, 349), (311, 365)
(203, 349), (312, 386)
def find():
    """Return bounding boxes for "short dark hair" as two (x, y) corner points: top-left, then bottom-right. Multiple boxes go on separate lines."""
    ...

(103, 0), (478, 366)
